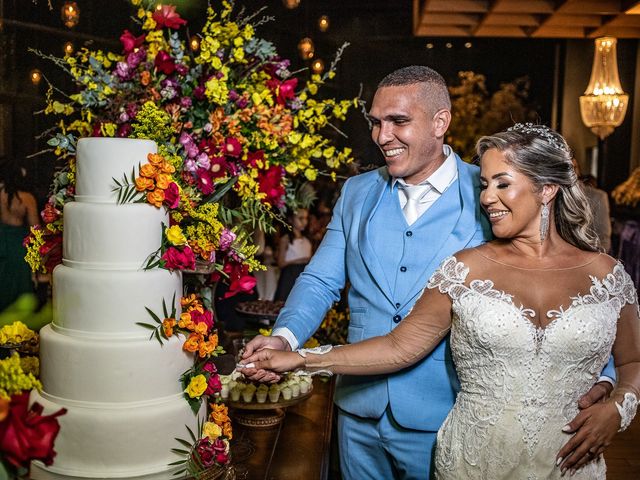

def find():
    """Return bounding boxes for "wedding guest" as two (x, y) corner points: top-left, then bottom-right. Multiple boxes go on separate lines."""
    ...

(0, 159), (39, 311)
(273, 208), (312, 301)
(242, 124), (638, 479)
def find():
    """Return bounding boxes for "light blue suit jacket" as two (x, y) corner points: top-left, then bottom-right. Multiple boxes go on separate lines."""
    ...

(275, 154), (492, 432)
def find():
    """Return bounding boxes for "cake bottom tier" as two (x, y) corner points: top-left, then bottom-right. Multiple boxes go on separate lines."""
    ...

(30, 389), (204, 479)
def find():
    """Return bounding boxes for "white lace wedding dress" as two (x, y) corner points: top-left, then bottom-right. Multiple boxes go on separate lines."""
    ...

(302, 249), (640, 479)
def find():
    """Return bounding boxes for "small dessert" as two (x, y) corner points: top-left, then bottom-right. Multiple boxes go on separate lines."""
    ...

(242, 383), (257, 402)
(256, 384), (269, 403)
(268, 384), (281, 403)
(281, 385), (293, 401)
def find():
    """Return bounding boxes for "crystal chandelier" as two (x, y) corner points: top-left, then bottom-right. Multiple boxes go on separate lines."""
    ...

(579, 37), (629, 140)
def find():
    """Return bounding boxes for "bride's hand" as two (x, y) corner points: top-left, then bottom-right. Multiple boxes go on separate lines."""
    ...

(556, 400), (620, 474)
(238, 349), (305, 380)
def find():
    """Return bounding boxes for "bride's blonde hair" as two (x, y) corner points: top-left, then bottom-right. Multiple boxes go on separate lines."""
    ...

(476, 125), (600, 252)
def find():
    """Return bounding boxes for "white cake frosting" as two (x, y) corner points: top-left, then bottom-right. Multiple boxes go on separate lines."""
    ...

(52, 266), (182, 336)
(31, 138), (200, 480)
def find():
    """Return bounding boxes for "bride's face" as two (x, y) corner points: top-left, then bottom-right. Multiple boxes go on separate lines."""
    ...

(479, 148), (542, 240)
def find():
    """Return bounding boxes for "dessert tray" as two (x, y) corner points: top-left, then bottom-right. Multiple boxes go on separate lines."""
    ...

(226, 386), (313, 410)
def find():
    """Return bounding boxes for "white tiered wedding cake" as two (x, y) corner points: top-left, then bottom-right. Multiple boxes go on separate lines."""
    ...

(30, 138), (200, 479)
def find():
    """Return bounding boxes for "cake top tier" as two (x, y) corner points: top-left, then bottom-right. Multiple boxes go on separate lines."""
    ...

(75, 138), (157, 203)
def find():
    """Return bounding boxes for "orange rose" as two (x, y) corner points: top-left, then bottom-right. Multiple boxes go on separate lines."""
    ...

(140, 70), (151, 86)
(139, 163), (158, 178)
(146, 189), (165, 207)
(183, 333), (202, 353)
(162, 318), (176, 337)
(147, 153), (164, 166)
(222, 422), (233, 439)
(178, 311), (194, 330)
(160, 161), (176, 174)
(135, 176), (155, 192)
(208, 333), (219, 350)
(209, 404), (229, 425)
(181, 294), (198, 309)
(194, 322), (208, 336)
(155, 173), (172, 190)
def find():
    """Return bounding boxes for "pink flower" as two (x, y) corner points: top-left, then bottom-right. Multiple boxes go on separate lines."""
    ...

(245, 150), (264, 168)
(190, 309), (214, 331)
(205, 374), (222, 395)
(258, 165), (286, 208)
(209, 156), (230, 179)
(163, 182), (180, 209)
(266, 77), (298, 106)
(218, 229), (236, 251)
(120, 30), (145, 54)
(154, 50), (176, 75)
(152, 5), (187, 30)
(161, 246), (196, 271)
(203, 362), (217, 374)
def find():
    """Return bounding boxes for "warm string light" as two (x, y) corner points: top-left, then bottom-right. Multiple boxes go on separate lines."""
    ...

(64, 42), (74, 55)
(318, 15), (329, 32)
(283, 0), (300, 9)
(190, 36), (200, 52)
(30, 69), (42, 85)
(298, 37), (314, 60)
(61, 1), (80, 28)
(311, 58), (324, 74)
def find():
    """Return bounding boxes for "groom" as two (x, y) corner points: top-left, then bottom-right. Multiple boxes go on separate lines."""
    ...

(242, 66), (614, 479)
(244, 65), (489, 478)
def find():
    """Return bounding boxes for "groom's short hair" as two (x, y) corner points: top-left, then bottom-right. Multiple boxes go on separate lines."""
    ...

(378, 65), (451, 114)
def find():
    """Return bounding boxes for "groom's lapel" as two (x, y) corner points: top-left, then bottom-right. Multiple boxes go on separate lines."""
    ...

(358, 170), (395, 306)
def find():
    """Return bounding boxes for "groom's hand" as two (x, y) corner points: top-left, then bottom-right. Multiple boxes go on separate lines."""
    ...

(240, 335), (290, 382)
(577, 381), (613, 409)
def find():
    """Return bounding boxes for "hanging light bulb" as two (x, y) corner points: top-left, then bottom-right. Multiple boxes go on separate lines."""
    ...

(579, 37), (629, 140)
(64, 42), (74, 55)
(61, 2), (80, 29)
(190, 36), (200, 52)
(311, 58), (325, 74)
(30, 69), (42, 85)
(156, 4), (163, 11)
(318, 15), (330, 32)
(283, 0), (301, 9)
(297, 37), (314, 60)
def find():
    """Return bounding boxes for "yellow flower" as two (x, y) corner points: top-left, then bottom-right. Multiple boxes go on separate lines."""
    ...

(185, 374), (208, 398)
(202, 421), (222, 441)
(0, 322), (36, 344)
(166, 225), (187, 246)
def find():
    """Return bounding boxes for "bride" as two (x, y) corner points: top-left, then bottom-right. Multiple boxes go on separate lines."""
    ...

(240, 124), (640, 479)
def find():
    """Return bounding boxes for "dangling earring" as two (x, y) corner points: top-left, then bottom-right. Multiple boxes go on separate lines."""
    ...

(539, 202), (550, 244)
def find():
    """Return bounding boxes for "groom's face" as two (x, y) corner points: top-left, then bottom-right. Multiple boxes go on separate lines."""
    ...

(369, 83), (448, 185)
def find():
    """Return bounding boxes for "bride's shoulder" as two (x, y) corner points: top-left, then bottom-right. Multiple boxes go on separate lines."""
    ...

(585, 251), (622, 277)
(451, 242), (502, 268)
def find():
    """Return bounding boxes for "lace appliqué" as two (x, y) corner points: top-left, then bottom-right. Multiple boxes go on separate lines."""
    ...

(297, 345), (334, 377)
(615, 392), (638, 432)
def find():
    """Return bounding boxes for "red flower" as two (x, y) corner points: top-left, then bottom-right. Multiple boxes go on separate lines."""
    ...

(195, 168), (215, 195)
(39, 234), (63, 273)
(190, 309), (214, 331)
(161, 246), (196, 271)
(41, 203), (60, 224)
(152, 5), (187, 30)
(245, 150), (264, 168)
(0, 392), (66, 469)
(266, 78), (298, 106)
(163, 182), (180, 209)
(119, 30), (145, 54)
(258, 165), (286, 208)
(223, 263), (256, 299)
(154, 50), (176, 75)
(203, 362), (217, 374)
(209, 156), (230, 179)
(223, 137), (242, 158)
(195, 438), (216, 468)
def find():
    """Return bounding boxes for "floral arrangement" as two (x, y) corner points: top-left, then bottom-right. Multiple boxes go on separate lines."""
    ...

(25, 0), (357, 284)
(0, 323), (66, 478)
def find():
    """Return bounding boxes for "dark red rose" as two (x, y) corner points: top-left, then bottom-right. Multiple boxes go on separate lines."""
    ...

(163, 182), (180, 209)
(0, 392), (66, 469)
(120, 30), (145, 54)
(195, 438), (216, 468)
(152, 5), (187, 30)
(154, 50), (176, 75)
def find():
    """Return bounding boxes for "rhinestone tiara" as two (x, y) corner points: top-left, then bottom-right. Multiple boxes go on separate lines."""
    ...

(507, 123), (569, 153)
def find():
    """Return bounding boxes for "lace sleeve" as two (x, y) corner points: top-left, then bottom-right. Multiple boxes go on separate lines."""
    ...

(301, 262), (457, 376)
(427, 256), (470, 301)
(610, 263), (640, 431)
